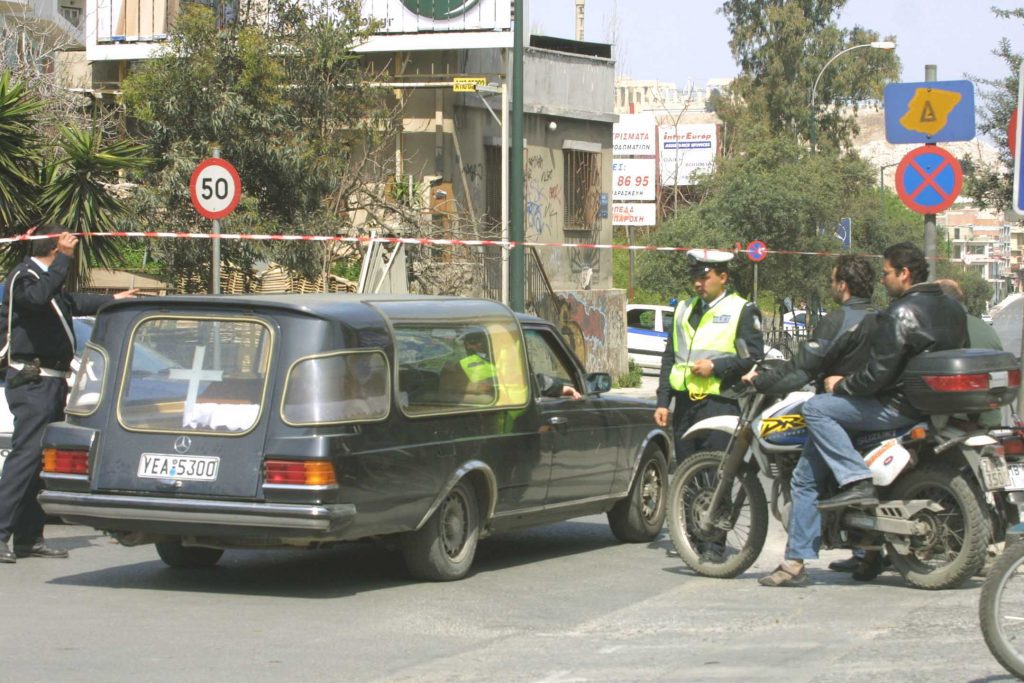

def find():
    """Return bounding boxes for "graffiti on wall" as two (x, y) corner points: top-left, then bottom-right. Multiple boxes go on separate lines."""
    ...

(524, 148), (562, 238)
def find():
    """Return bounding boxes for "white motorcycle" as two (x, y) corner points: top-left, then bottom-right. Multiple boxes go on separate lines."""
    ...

(666, 348), (1021, 590)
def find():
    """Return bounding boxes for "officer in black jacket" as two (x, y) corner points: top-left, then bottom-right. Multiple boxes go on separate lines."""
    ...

(0, 225), (137, 563)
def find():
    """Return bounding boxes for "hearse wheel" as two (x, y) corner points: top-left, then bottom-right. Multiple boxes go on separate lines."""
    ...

(156, 540), (224, 569)
(607, 444), (668, 542)
(402, 479), (480, 581)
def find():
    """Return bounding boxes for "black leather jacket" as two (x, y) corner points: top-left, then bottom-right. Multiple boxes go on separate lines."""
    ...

(753, 296), (878, 396)
(834, 282), (967, 414)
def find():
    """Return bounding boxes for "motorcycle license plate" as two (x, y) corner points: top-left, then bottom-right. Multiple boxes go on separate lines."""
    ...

(981, 456), (1011, 491)
(1006, 462), (1024, 491)
(138, 454), (220, 482)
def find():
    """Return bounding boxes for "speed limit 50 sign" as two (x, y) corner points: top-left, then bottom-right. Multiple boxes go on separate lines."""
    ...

(190, 157), (241, 220)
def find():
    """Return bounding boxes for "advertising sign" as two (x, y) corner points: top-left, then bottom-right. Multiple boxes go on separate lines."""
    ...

(612, 203), (657, 226)
(358, 0), (514, 50)
(613, 114), (657, 156)
(612, 159), (656, 201)
(659, 124), (717, 186)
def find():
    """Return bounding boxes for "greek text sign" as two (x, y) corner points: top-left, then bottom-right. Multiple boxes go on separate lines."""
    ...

(612, 203), (657, 226)
(612, 159), (656, 201)
(613, 114), (657, 156)
(659, 124), (717, 186)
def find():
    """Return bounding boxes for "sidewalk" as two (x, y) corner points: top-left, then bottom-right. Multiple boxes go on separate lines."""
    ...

(608, 372), (659, 400)
(992, 291), (1023, 315)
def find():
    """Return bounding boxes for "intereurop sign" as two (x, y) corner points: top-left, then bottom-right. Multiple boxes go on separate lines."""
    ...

(658, 124), (717, 186)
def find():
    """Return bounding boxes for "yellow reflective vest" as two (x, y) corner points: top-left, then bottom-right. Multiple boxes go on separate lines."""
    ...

(460, 353), (496, 383)
(669, 293), (746, 400)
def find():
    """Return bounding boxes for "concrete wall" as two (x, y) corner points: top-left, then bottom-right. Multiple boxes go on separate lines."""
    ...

(532, 288), (627, 378)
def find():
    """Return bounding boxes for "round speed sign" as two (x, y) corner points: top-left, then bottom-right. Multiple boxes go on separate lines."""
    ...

(190, 158), (241, 220)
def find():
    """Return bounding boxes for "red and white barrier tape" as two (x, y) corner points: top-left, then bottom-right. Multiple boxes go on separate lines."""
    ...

(0, 230), (883, 259)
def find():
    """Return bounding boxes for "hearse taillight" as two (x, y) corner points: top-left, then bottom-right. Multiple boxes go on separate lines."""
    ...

(42, 448), (89, 475)
(264, 459), (337, 487)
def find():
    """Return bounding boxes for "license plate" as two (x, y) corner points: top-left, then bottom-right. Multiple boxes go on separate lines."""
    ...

(138, 453), (220, 482)
(981, 455), (1011, 491)
(1008, 462), (1024, 491)
(992, 371), (1010, 388)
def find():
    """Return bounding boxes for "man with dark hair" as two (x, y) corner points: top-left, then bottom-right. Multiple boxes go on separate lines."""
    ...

(746, 255), (878, 396)
(0, 224), (137, 563)
(654, 249), (764, 463)
(759, 242), (966, 587)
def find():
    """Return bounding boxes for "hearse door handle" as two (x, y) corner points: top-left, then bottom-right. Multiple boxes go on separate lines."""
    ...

(547, 416), (568, 426)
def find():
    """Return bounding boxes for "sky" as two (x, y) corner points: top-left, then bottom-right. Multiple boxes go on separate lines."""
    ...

(528, 1), (1024, 89)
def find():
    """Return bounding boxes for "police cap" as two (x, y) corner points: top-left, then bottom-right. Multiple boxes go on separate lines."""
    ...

(688, 249), (734, 277)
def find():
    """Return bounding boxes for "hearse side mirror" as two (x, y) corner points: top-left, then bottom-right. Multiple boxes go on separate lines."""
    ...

(586, 372), (612, 395)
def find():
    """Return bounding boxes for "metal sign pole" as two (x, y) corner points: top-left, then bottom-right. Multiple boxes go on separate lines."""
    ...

(923, 65), (938, 278)
(212, 147), (222, 295)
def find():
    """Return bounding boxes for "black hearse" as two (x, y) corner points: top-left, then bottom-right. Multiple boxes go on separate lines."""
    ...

(39, 294), (671, 580)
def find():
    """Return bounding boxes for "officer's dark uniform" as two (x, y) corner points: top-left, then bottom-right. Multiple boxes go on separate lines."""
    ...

(0, 251), (111, 556)
(656, 251), (764, 463)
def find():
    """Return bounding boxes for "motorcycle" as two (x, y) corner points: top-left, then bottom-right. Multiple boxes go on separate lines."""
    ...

(666, 349), (1021, 590)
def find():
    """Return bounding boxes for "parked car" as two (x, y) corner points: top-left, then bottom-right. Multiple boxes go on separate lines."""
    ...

(626, 303), (674, 370)
(982, 312), (994, 325)
(38, 294), (673, 581)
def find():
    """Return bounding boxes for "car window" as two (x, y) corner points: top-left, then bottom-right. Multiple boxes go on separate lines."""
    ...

(118, 316), (272, 433)
(523, 329), (578, 394)
(661, 310), (674, 332)
(282, 351), (389, 425)
(392, 321), (529, 416)
(628, 309), (655, 330)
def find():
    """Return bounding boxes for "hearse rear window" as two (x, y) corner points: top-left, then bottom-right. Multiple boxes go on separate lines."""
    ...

(282, 351), (390, 425)
(117, 316), (272, 434)
(391, 321), (529, 416)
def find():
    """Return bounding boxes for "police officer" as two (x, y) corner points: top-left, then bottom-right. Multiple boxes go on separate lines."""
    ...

(0, 225), (136, 563)
(654, 249), (764, 463)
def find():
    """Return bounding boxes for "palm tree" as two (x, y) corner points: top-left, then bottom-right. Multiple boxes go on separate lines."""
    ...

(0, 72), (42, 234)
(37, 126), (150, 286)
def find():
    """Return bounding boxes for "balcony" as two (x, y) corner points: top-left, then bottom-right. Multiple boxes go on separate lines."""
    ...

(0, 0), (84, 45)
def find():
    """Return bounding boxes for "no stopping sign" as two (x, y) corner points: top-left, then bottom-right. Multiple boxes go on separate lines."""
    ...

(190, 158), (242, 220)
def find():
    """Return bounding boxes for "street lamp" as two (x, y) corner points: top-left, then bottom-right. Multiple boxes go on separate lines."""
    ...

(810, 40), (896, 151)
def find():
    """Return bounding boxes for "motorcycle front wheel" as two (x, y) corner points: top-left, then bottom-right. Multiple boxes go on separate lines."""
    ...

(980, 541), (1024, 679)
(667, 451), (768, 578)
(885, 465), (990, 590)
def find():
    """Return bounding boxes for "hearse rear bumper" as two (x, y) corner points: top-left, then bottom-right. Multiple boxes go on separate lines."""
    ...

(39, 490), (357, 535)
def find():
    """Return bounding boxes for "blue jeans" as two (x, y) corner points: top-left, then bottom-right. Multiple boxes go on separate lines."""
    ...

(785, 393), (918, 561)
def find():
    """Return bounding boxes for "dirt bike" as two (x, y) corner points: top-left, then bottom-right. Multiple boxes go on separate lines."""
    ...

(979, 439), (1024, 677)
(666, 349), (1021, 590)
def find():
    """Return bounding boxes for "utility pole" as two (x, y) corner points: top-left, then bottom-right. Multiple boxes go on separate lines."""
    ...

(509, 0), (525, 312)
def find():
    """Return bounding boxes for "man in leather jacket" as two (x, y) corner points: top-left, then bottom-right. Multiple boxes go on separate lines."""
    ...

(745, 255), (878, 396)
(759, 242), (966, 587)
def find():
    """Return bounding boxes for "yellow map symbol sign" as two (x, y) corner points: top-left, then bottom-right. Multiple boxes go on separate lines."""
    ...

(899, 88), (963, 136)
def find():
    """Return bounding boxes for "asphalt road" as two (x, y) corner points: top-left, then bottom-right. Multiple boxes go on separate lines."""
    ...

(3, 300), (1023, 682)
(0, 511), (1014, 682)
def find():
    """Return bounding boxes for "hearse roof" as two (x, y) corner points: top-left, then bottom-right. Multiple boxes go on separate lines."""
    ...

(102, 293), (519, 325)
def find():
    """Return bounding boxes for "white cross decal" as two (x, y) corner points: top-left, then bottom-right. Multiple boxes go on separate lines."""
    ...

(168, 345), (224, 418)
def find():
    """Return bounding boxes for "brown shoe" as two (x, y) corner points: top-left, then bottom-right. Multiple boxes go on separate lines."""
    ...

(758, 563), (809, 587)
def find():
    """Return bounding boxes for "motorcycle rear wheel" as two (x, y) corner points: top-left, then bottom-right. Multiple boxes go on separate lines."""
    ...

(980, 540), (1024, 679)
(667, 451), (768, 578)
(885, 465), (989, 590)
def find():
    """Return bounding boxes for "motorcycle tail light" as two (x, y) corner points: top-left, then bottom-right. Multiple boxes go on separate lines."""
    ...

(922, 373), (989, 392)
(1000, 436), (1024, 456)
(42, 448), (89, 475)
